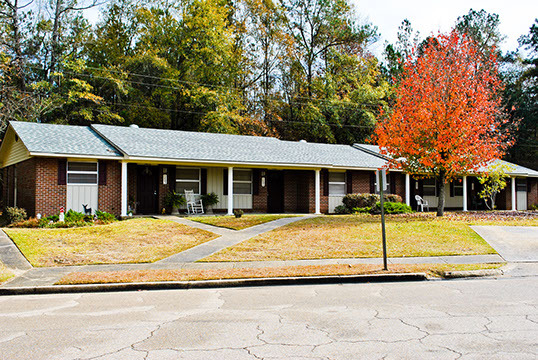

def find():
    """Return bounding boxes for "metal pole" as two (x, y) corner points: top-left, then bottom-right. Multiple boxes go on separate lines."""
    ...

(379, 171), (388, 270)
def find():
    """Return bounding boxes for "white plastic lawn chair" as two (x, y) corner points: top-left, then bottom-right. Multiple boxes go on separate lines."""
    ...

(185, 190), (204, 214)
(415, 195), (429, 212)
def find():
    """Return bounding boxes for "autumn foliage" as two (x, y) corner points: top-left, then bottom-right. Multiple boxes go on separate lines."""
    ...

(375, 30), (514, 216)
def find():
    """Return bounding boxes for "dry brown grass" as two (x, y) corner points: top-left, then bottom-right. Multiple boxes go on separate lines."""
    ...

(4, 218), (218, 267)
(0, 261), (14, 284)
(190, 214), (298, 230)
(203, 215), (498, 262)
(55, 263), (503, 285)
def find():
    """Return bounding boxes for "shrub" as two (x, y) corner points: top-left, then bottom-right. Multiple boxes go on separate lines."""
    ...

(10, 218), (40, 228)
(1, 207), (28, 225)
(530, 204), (538, 211)
(45, 214), (59, 222)
(234, 209), (244, 218)
(164, 191), (186, 212)
(352, 207), (371, 214)
(342, 193), (402, 212)
(65, 210), (85, 222)
(95, 210), (116, 222)
(372, 201), (413, 214)
(201, 192), (219, 207)
(385, 194), (403, 203)
(343, 194), (379, 210)
(333, 205), (350, 214)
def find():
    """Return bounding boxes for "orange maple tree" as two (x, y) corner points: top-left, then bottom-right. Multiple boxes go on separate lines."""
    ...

(375, 30), (514, 216)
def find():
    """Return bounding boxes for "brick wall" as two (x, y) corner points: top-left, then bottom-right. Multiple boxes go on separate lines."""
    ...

(1, 158), (37, 215)
(252, 172), (268, 211)
(16, 158), (37, 215)
(98, 161), (122, 216)
(350, 170), (373, 194)
(35, 158), (66, 217)
(529, 178), (538, 208)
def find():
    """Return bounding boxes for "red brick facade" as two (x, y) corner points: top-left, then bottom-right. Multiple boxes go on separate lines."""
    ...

(35, 158), (66, 216)
(3, 157), (536, 216)
(97, 161), (122, 215)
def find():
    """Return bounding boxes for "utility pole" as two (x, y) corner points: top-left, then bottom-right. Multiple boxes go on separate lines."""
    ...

(377, 169), (388, 270)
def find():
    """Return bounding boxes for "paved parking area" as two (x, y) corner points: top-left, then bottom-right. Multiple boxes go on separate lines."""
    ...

(471, 226), (538, 262)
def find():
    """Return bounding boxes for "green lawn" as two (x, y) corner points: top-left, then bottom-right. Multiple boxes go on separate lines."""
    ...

(0, 261), (14, 284)
(4, 218), (218, 267)
(202, 214), (499, 262)
(189, 214), (299, 230)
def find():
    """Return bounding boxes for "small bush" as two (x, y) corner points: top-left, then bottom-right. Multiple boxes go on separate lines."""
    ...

(65, 210), (85, 222)
(385, 194), (403, 203)
(530, 204), (538, 211)
(201, 192), (220, 207)
(45, 214), (59, 222)
(352, 207), (371, 214)
(372, 201), (413, 214)
(96, 210), (116, 222)
(334, 205), (350, 214)
(234, 209), (244, 218)
(1, 207), (28, 225)
(10, 218), (40, 228)
(342, 193), (403, 212)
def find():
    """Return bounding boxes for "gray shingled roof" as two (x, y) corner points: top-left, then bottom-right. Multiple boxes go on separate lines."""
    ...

(92, 124), (387, 168)
(354, 144), (538, 177)
(10, 121), (122, 157)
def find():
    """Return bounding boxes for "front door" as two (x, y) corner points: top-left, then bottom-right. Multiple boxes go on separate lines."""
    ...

(267, 171), (284, 213)
(516, 178), (528, 210)
(137, 166), (159, 214)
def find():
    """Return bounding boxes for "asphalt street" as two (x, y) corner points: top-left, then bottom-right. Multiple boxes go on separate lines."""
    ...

(1, 274), (537, 359)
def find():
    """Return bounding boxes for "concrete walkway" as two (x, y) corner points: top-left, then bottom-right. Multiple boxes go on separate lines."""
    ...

(154, 215), (313, 263)
(471, 226), (538, 262)
(0, 229), (31, 273)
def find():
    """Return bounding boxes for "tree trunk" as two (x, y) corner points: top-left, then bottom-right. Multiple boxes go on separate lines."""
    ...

(437, 171), (446, 216)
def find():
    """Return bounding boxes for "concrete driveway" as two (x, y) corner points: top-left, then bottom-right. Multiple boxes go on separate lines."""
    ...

(471, 226), (538, 262)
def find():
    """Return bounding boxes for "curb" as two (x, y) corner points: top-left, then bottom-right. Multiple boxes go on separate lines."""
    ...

(442, 269), (503, 279)
(0, 273), (427, 296)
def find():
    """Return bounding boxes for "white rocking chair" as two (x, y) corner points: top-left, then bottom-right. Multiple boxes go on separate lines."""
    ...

(415, 195), (429, 212)
(185, 190), (204, 214)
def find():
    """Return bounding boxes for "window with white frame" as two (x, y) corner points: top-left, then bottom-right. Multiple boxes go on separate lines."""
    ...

(329, 172), (346, 195)
(176, 168), (201, 194)
(67, 162), (98, 185)
(233, 169), (252, 195)
(423, 178), (436, 196)
(454, 180), (463, 196)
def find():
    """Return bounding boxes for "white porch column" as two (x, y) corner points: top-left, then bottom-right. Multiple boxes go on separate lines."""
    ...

(463, 176), (468, 211)
(121, 162), (128, 217)
(511, 177), (516, 211)
(315, 169), (321, 215)
(227, 166), (234, 215)
(405, 174), (410, 206)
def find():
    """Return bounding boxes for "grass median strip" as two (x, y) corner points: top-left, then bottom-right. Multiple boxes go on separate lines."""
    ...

(4, 218), (218, 267)
(189, 214), (298, 230)
(0, 261), (14, 284)
(203, 215), (498, 262)
(55, 263), (504, 285)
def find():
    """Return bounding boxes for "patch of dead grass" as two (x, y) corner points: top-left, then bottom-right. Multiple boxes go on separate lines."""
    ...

(190, 214), (298, 230)
(55, 263), (503, 285)
(203, 215), (498, 262)
(4, 218), (218, 267)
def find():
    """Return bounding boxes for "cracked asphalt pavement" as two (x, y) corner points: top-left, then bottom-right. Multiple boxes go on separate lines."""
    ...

(0, 276), (537, 359)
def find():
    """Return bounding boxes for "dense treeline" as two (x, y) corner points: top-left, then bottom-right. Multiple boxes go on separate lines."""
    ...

(0, 1), (536, 168)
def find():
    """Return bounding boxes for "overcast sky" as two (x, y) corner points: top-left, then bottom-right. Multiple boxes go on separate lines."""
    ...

(354, 0), (538, 57)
